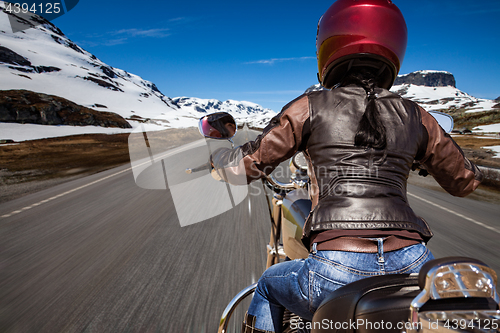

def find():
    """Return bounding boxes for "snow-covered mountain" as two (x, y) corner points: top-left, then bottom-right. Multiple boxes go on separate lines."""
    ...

(306, 70), (498, 113)
(0, 4), (181, 122)
(0, 4), (276, 141)
(172, 97), (276, 129)
(391, 71), (497, 113)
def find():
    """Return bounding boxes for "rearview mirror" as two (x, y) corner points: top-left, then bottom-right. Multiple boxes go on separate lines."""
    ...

(428, 111), (454, 133)
(198, 112), (237, 140)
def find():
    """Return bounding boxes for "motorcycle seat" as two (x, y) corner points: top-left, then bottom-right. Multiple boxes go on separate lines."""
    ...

(312, 257), (499, 333)
(312, 273), (418, 333)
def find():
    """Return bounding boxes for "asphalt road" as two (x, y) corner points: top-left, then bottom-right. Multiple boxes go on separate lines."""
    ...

(1, 127), (499, 333)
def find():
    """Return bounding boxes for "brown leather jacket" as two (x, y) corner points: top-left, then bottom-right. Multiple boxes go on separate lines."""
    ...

(211, 87), (483, 243)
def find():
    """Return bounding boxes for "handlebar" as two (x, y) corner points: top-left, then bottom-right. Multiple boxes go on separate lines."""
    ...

(265, 174), (296, 191)
(186, 163), (305, 192)
(185, 162), (212, 174)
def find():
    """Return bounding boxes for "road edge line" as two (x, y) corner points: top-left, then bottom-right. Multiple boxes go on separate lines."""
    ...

(407, 192), (500, 234)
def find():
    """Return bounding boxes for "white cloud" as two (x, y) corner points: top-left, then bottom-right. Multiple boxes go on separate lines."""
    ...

(113, 28), (171, 38)
(245, 56), (315, 65)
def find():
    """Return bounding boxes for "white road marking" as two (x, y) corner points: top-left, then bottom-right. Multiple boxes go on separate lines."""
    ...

(1, 167), (132, 218)
(1, 139), (206, 219)
(407, 192), (500, 234)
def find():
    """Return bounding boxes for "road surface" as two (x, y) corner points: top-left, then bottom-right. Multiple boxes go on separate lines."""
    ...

(1, 127), (499, 333)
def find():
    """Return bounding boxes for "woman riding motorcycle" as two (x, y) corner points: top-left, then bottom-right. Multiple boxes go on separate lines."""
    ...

(210, 0), (483, 332)
(201, 112), (237, 138)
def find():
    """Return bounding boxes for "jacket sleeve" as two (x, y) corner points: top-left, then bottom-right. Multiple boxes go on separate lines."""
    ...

(211, 95), (310, 184)
(417, 106), (483, 197)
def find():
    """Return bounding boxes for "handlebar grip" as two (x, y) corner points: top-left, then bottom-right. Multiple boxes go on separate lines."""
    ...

(185, 162), (212, 174)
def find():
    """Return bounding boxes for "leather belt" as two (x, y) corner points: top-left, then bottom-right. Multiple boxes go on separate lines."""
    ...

(315, 235), (420, 253)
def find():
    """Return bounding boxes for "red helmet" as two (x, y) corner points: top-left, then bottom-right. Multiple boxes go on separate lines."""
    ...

(316, 0), (407, 89)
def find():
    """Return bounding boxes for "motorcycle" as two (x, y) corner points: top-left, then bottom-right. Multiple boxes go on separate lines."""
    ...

(191, 111), (500, 333)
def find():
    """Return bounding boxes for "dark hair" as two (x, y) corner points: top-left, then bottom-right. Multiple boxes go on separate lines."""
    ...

(340, 68), (387, 150)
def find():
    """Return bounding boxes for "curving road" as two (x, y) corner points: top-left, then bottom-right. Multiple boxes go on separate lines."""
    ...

(0, 127), (499, 333)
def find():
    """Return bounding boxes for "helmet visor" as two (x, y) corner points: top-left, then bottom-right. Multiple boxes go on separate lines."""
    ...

(200, 117), (222, 138)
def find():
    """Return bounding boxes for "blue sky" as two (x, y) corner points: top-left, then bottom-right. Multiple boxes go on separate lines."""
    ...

(52, 0), (500, 112)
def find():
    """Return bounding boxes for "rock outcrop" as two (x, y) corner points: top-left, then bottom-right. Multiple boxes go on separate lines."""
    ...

(0, 46), (61, 74)
(0, 90), (131, 128)
(394, 71), (456, 87)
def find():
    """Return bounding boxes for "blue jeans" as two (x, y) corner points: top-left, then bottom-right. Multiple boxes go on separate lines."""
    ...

(247, 242), (434, 332)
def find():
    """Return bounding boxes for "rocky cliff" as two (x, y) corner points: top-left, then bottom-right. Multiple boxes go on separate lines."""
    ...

(394, 71), (456, 87)
(0, 90), (131, 128)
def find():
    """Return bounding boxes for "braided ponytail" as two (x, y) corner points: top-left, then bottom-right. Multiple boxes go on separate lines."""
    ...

(340, 68), (387, 149)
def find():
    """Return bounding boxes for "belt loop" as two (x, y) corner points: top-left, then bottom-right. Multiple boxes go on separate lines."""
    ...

(377, 238), (385, 268)
(312, 243), (317, 254)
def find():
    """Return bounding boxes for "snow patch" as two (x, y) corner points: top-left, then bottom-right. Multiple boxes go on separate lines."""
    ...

(0, 122), (133, 141)
(473, 124), (500, 133)
(399, 70), (452, 76)
(390, 84), (497, 112)
(482, 145), (500, 158)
